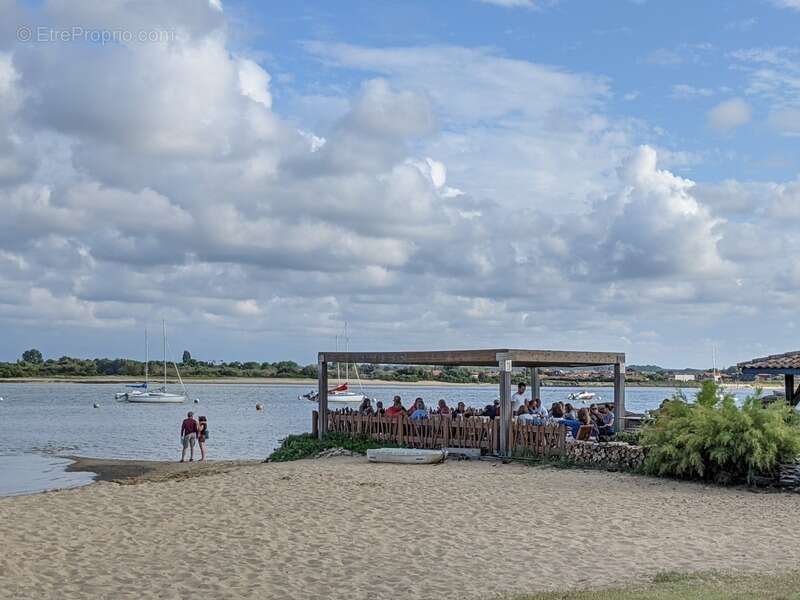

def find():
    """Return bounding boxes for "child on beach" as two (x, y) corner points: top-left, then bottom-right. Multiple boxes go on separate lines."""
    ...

(198, 416), (208, 462)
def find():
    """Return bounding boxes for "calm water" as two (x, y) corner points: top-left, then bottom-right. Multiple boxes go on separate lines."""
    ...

(0, 382), (749, 495)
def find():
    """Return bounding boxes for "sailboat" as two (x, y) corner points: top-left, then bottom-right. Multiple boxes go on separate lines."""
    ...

(117, 321), (188, 404)
(299, 323), (368, 404)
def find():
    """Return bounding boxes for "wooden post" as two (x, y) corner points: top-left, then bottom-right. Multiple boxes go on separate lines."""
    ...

(531, 367), (541, 403)
(786, 374), (796, 406)
(498, 354), (512, 457)
(312, 410), (319, 437)
(614, 362), (626, 433)
(318, 355), (328, 439)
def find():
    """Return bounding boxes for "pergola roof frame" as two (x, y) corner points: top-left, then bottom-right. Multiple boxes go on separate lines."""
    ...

(316, 347), (627, 456)
(319, 348), (624, 368)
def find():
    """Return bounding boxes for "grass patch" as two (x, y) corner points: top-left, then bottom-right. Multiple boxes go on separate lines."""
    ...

(267, 433), (398, 462)
(515, 570), (800, 599)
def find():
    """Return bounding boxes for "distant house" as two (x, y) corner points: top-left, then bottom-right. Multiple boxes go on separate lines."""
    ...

(673, 373), (696, 382)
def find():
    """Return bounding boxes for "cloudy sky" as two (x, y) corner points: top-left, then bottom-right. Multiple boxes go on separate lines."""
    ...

(1, 0), (799, 368)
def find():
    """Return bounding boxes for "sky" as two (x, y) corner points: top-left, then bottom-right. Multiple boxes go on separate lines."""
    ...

(0, 0), (799, 368)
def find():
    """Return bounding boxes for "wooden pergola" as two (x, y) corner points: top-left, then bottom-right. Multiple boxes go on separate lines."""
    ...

(739, 351), (800, 406)
(317, 348), (626, 456)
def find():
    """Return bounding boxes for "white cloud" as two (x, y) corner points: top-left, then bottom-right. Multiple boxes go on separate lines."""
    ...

(707, 98), (752, 131)
(772, 0), (800, 9)
(0, 1), (797, 366)
(671, 83), (715, 99)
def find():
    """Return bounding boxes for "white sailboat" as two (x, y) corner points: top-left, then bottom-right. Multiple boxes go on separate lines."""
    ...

(118, 321), (188, 404)
(299, 322), (368, 404)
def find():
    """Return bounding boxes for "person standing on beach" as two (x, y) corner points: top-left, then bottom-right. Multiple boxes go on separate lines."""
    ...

(180, 411), (198, 463)
(197, 416), (208, 462)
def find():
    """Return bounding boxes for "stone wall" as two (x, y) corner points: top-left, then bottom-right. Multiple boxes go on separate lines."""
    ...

(565, 440), (646, 472)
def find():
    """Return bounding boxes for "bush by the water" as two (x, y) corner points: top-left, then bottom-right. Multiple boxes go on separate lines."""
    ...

(640, 381), (800, 484)
(267, 433), (397, 462)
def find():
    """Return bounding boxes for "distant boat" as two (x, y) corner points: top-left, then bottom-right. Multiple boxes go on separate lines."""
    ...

(117, 321), (188, 404)
(298, 322), (368, 404)
(298, 382), (367, 404)
(568, 391), (597, 401)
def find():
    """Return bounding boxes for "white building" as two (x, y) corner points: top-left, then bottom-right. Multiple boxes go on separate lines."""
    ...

(673, 373), (696, 382)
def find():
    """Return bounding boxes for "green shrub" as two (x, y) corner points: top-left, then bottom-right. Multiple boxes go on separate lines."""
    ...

(639, 381), (800, 484)
(267, 433), (398, 462)
(612, 430), (642, 445)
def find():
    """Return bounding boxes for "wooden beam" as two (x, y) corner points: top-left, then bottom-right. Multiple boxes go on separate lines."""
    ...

(786, 374), (798, 407)
(614, 362), (626, 433)
(319, 349), (625, 367)
(531, 367), (541, 403)
(498, 354), (512, 457)
(318, 358), (328, 439)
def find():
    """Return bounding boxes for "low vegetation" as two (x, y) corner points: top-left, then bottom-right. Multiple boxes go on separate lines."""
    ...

(267, 433), (398, 462)
(518, 570), (800, 600)
(639, 381), (800, 484)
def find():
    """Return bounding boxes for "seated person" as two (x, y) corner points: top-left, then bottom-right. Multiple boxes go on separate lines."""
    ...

(358, 397), (373, 416)
(597, 403), (615, 436)
(577, 407), (599, 440)
(551, 403), (580, 437)
(409, 397), (429, 421)
(375, 400), (385, 415)
(386, 396), (407, 417)
(564, 403), (577, 420)
(453, 401), (467, 416)
(436, 399), (451, 415)
(529, 398), (548, 419)
(481, 400), (500, 419)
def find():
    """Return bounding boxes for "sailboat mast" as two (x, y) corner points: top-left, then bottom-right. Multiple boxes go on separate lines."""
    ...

(345, 322), (349, 382)
(163, 319), (167, 388)
(336, 334), (341, 384)
(144, 328), (148, 386)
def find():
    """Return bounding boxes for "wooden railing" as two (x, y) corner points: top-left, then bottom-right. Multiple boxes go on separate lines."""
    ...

(312, 411), (566, 456)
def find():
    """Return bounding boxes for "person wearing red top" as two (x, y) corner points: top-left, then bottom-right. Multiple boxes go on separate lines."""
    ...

(180, 411), (198, 463)
(385, 395), (406, 417)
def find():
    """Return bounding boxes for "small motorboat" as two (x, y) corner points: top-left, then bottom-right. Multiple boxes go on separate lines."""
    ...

(568, 391), (598, 401)
(298, 382), (367, 404)
(366, 448), (448, 465)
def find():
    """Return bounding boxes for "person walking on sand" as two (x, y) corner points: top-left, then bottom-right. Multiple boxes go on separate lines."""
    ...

(180, 411), (198, 463)
(197, 415), (208, 462)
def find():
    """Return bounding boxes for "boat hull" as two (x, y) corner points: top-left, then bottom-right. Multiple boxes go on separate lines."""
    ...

(367, 448), (447, 464)
(119, 393), (186, 404)
(328, 392), (366, 403)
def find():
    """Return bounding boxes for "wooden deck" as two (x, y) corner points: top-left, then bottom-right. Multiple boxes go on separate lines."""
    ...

(313, 411), (567, 456)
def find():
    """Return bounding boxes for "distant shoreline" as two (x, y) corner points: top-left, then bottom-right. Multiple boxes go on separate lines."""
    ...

(0, 376), (777, 389)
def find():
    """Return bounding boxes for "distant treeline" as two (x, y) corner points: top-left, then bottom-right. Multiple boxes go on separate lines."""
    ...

(1, 350), (525, 383)
(1, 349), (730, 384)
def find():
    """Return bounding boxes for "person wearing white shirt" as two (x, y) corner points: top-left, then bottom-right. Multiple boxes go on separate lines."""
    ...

(529, 397), (548, 419)
(510, 382), (529, 414)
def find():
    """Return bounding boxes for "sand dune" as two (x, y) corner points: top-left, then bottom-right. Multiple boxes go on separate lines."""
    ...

(1, 458), (800, 599)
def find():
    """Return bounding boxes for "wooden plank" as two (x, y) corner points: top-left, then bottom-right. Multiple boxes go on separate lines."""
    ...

(499, 356), (512, 456)
(318, 359), (328, 439)
(531, 367), (541, 403)
(786, 374), (796, 407)
(614, 362), (626, 433)
(319, 349), (625, 367)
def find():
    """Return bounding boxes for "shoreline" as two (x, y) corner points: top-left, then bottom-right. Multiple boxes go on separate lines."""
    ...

(65, 456), (259, 485)
(0, 376), (777, 389)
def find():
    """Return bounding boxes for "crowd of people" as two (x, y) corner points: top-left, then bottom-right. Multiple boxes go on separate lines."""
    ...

(352, 382), (616, 441)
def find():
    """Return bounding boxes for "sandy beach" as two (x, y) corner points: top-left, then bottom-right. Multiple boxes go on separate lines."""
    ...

(2, 458), (800, 599)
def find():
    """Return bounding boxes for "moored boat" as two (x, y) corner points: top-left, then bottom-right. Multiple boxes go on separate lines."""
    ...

(367, 448), (448, 465)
